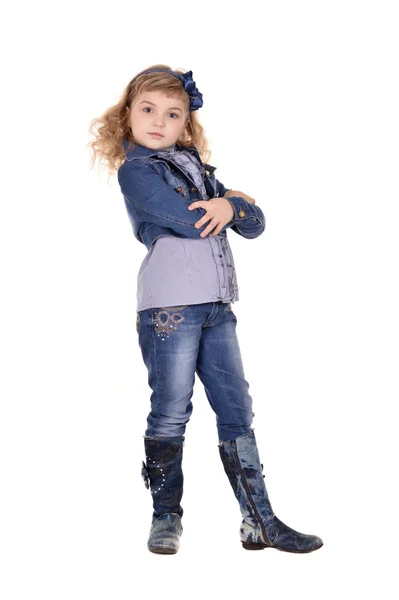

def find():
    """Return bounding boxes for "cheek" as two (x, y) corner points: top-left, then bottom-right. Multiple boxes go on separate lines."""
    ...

(171, 120), (183, 131)
(133, 113), (147, 127)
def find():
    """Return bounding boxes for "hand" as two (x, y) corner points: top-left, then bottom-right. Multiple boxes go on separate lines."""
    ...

(188, 197), (234, 237)
(224, 189), (256, 205)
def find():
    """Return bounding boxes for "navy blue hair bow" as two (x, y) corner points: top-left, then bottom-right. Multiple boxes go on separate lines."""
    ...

(131, 68), (203, 111)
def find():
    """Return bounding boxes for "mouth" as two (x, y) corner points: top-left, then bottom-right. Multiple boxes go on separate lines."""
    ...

(149, 132), (164, 138)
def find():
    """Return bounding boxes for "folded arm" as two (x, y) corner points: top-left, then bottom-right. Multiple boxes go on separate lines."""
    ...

(216, 178), (266, 239)
(118, 161), (234, 240)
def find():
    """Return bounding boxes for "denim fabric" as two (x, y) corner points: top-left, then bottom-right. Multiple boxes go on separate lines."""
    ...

(143, 435), (184, 519)
(147, 513), (183, 554)
(219, 430), (276, 542)
(136, 301), (254, 442)
(156, 143), (208, 199)
(219, 429), (324, 552)
(142, 435), (184, 553)
(118, 138), (266, 251)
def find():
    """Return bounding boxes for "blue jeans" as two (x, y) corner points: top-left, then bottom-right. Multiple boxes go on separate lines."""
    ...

(136, 301), (255, 443)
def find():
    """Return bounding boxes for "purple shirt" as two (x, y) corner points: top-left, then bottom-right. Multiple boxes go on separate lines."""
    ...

(136, 145), (239, 311)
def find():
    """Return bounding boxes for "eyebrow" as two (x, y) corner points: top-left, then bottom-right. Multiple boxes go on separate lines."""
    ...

(138, 100), (183, 113)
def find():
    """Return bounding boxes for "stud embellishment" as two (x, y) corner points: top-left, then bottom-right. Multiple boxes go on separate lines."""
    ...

(153, 306), (188, 341)
(175, 186), (187, 197)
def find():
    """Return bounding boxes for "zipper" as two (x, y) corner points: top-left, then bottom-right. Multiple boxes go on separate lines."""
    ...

(231, 440), (270, 546)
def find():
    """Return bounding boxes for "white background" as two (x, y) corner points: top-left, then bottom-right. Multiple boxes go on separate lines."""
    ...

(1, 0), (398, 598)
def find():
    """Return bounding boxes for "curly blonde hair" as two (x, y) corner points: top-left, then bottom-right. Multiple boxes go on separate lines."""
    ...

(87, 64), (211, 179)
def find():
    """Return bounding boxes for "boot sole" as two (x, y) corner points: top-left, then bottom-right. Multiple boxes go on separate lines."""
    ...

(242, 541), (324, 553)
(148, 546), (178, 554)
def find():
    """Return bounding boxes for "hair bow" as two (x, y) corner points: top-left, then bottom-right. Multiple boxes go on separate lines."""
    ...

(173, 70), (203, 111)
(132, 68), (203, 111)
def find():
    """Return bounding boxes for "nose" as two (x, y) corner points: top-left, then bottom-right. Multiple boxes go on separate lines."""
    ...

(152, 114), (165, 127)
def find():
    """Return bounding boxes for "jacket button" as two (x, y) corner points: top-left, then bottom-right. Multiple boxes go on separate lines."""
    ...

(175, 187), (183, 192)
(239, 209), (245, 218)
(190, 187), (197, 192)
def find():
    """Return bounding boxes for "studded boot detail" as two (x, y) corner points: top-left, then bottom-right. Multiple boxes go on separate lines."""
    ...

(141, 435), (184, 554)
(218, 429), (323, 553)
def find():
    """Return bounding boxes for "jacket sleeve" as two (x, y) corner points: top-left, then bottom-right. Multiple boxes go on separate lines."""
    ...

(118, 161), (234, 240)
(215, 178), (266, 239)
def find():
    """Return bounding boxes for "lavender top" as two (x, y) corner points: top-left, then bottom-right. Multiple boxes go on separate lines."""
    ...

(136, 144), (239, 312)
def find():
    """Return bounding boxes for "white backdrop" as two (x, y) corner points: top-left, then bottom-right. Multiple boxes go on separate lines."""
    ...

(1, 0), (398, 598)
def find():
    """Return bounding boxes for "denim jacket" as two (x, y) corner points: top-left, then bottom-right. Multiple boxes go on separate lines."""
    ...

(118, 138), (266, 250)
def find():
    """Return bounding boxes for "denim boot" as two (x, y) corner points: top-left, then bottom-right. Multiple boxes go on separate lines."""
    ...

(218, 429), (323, 553)
(141, 435), (184, 554)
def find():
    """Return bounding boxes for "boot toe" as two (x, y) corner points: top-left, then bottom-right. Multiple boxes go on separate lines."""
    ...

(147, 513), (183, 554)
(273, 516), (323, 553)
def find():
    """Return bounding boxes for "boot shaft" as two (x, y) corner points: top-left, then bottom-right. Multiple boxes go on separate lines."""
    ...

(219, 429), (273, 516)
(218, 430), (275, 540)
(218, 429), (323, 552)
(142, 435), (185, 519)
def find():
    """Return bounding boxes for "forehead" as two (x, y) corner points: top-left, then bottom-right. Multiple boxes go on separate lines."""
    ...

(135, 89), (185, 109)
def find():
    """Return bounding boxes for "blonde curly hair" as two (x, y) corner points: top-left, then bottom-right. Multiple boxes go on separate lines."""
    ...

(87, 64), (211, 179)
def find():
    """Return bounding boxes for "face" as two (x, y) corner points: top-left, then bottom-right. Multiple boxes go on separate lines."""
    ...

(126, 90), (189, 150)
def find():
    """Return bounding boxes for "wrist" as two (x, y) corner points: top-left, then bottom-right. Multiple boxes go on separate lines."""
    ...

(224, 198), (235, 220)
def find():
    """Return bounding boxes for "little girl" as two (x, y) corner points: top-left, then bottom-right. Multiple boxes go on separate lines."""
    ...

(88, 64), (323, 555)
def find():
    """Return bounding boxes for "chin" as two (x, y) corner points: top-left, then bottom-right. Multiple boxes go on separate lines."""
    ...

(154, 140), (175, 150)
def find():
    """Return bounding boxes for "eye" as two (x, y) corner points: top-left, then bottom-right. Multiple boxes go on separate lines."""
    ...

(142, 107), (179, 118)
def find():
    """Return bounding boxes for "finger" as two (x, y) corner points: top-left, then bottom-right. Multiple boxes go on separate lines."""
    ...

(210, 224), (223, 237)
(200, 218), (218, 238)
(188, 202), (204, 210)
(195, 214), (211, 228)
(195, 205), (217, 228)
(211, 222), (223, 236)
(199, 220), (216, 237)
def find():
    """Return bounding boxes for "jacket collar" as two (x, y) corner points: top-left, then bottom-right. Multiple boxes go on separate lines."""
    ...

(122, 137), (217, 175)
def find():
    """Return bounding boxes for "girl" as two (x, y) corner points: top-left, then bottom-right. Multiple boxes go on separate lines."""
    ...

(88, 64), (323, 555)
